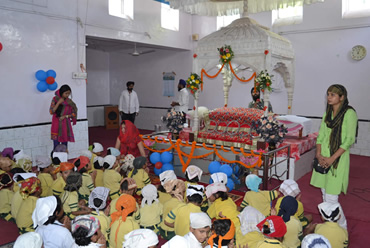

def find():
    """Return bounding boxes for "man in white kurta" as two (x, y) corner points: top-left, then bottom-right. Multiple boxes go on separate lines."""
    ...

(119, 81), (140, 124)
(171, 79), (189, 113)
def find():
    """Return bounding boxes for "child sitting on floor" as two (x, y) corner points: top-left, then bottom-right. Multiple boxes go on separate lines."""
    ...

(103, 155), (122, 200)
(205, 218), (236, 248)
(128, 156), (151, 196)
(240, 174), (279, 216)
(74, 155), (95, 202)
(52, 162), (74, 197)
(36, 155), (55, 197)
(158, 170), (177, 204)
(256, 216), (287, 248)
(11, 172), (35, 220)
(72, 215), (107, 248)
(91, 142), (104, 157)
(184, 165), (208, 211)
(184, 211), (212, 248)
(236, 206), (265, 248)
(93, 156), (104, 187)
(0, 173), (15, 222)
(140, 184), (163, 232)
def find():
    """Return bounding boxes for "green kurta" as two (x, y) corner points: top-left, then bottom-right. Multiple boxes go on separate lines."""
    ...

(310, 109), (357, 195)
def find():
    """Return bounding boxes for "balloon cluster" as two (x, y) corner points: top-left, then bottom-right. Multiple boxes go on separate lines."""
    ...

(208, 161), (241, 192)
(35, 70), (58, 92)
(150, 151), (174, 176)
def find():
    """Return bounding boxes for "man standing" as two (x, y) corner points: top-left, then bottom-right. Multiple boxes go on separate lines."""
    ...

(171, 79), (189, 113)
(248, 87), (273, 112)
(119, 81), (140, 124)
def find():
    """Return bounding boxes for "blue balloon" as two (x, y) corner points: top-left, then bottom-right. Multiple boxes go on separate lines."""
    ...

(220, 164), (233, 177)
(35, 70), (47, 81)
(226, 178), (235, 192)
(48, 82), (58, 91)
(209, 178), (214, 184)
(154, 167), (163, 176)
(162, 163), (174, 172)
(150, 152), (161, 164)
(37, 81), (48, 92)
(208, 161), (221, 174)
(47, 69), (57, 78)
(161, 151), (173, 164)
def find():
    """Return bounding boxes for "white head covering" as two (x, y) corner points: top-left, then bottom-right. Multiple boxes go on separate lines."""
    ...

(159, 170), (177, 186)
(32, 196), (57, 228)
(108, 147), (121, 157)
(186, 184), (204, 197)
(93, 156), (104, 168)
(14, 232), (43, 248)
(93, 142), (104, 153)
(205, 183), (227, 198)
(238, 206), (265, 235)
(190, 212), (212, 229)
(35, 155), (52, 170)
(141, 184), (158, 208)
(14, 150), (31, 162)
(211, 172), (228, 185)
(162, 235), (190, 248)
(52, 152), (68, 163)
(318, 202), (341, 222)
(123, 229), (159, 248)
(185, 165), (203, 181)
(13, 173), (37, 183)
(88, 187), (110, 215)
(302, 234), (332, 248)
(104, 155), (116, 169)
(80, 150), (93, 159)
(279, 179), (301, 198)
(120, 154), (135, 171)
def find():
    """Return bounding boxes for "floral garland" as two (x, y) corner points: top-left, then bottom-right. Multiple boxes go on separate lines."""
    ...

(252, 115), (288, 145)
(186, 73), (203, 95)
(255, 70), (273, 93)
(218, 45), (234, 64)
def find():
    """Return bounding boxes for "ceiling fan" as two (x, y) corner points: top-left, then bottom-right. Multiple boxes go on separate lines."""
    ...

(129, 43), (156, 56)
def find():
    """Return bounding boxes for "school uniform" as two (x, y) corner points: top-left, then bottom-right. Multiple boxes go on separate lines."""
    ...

(240, 190), (278, 216)
(159, 197), (185, 240)
(52, 176), (66, 197)
(315, 222), (349, 248)
(128, 168), (150, 195)
(165, 202), (202, 236)
(79, 172), (94, 201)
(0, 188), (14, 221)
(282, 216), (302, 248)
(158, 191), (172, 204)
(91, 211), (111, 241)
(207, 198), (240, 228)
(61, 191), (79, 219)
(38, 173), (54, 197)
(35, 220), (77, 248)
(104, 169), (121, 200)
(184, 181), (208, 211)
(94, 169), (104, 187)
(110, 216), (140, 248)
(11, 190), (22, 220)
(275, 196), (308, 227)
(16, 196), (38, 233)
(236, 229), (264, 248)
(140, 202), (163, 230)
(256, 238), (285, 248)
(110, 194), (141, 223)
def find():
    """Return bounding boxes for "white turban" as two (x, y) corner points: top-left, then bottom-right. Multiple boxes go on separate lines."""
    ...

(141, 184), (158, 208)
(238, 206), (265, 235)
(279, 179), (301, 198)
(318, 202), (341, 222)
(52, 152), (68, 163)
(14, 232), (43, 248)
(35, 155), (52, 170)
(80, 150), (93, 159)
(123, 229), (159, 248)
(93, 142), (104, 153)
(159, 170), (177, 186)
(211, 172), (228, 185)
(186, 184), (204, 197)
(32, 196), (57, 228)
(93, 156), (104, 168)
(302, 234), (331, 248)
(205, 183), (227, 199)
(88, 187), (110, 215)
(185, 165), (203, 181)
(13, 150), (31, 162)
(190, 212), (212, 229)
(162, 235), (190, 248)
(104, 155), (116, 169)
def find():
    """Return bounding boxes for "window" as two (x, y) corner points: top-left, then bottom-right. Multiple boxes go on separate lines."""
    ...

(342, 0), (370, 19)
(272, 4), (303, 26)
(108, 0), (134, 20)
(217, 14), (240, 30)
(161, 3), (179, 31)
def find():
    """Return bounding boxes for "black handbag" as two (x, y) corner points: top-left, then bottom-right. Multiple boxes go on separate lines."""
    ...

(312, 158), (330, 174)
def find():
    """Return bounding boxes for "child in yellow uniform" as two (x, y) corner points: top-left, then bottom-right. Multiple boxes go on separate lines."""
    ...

(88, 187), (111, 242)
(0, 173), (15, 222)
(184, 165), (208, 212)
(277, 196), (302, 248)
(36, 155), (55, 197)
(74, 156), (95, 202)
(165, 184), (203, 236)
(206, 183), (240, 228)
(52, 162), (74, 197)
(127, 156), (150, 196)
(103, 155), (122, 200)
(158, 170), (176, 204)
(140, 184), (163, 232)
(158, 179), (186, 240)
(0, 157), (12, 175)
(206, 218), (236, 248)
(314, 202), (349, 248)
(256, 216), (287, 248)
(93, 156), (104, 187)
(236, 206), (265, 248)
(16, 177), (42, 233)
(61, 172), (91, 220)
(240, 174), (279, 216)
(110, 194), (139, 248)
(11, 172), (36, 220)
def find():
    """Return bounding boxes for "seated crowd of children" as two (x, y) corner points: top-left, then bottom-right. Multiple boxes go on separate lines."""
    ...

(0, 145), (347, 248)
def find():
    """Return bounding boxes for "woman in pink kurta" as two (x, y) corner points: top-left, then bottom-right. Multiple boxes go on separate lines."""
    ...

(50, 85), (78, 150)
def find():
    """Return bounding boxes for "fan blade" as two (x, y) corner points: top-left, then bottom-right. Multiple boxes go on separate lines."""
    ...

(140, 50), (156, 55)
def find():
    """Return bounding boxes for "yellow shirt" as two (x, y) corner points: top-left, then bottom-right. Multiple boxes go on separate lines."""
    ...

(16, 196), (38, 229)
(160, 197), (185, 232)
(275, 197), (306, 226)
(166, 203), (202, 236)
(110, 216), (140, 248)
(91, 211), (111, 241)
(13, 183), (20, 193)
(61, 191), (79, 219)
(104, 170), (121, 199)
(94, 169), (104, 187)
(38, 173), (54, 197)
(128, 169), (151, 194)
(158, 191), (172, 205)
(256, 238), (285, 248)
(236, 229), (264, 248)
(52, 176), (66, 197)
(315, 222), (348, 248)
(184, 181), (208, 210)
(0, 188), (14, 214)
(88, 154), (97, 174)
(79, 173), (94, 200)
(207, 198), (240, 228)
(11, 191), (22, 220)
(140, 202), (163, 227)
(282, 216), (302, 248)
(240, 190), (278, 216)
(110, 194), (140, 223)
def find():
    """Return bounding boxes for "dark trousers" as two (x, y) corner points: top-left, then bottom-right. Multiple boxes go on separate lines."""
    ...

(120, 112), (136, 124)
(53, 140), (68, 150)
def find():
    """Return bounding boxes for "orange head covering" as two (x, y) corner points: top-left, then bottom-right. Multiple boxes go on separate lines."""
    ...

(208, 218), (235, 248)
(73, 156), (90, 172)
(54, 162), (74, 174)
(20, 177), (41, 199)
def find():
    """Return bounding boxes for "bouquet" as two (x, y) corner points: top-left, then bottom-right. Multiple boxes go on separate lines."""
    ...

(186, 73), (203, 95)
(218, 45), (234, 64)
(161, 108), (186, 134)
(252, 115), (288, 145)
(255, 70), (273, 93)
